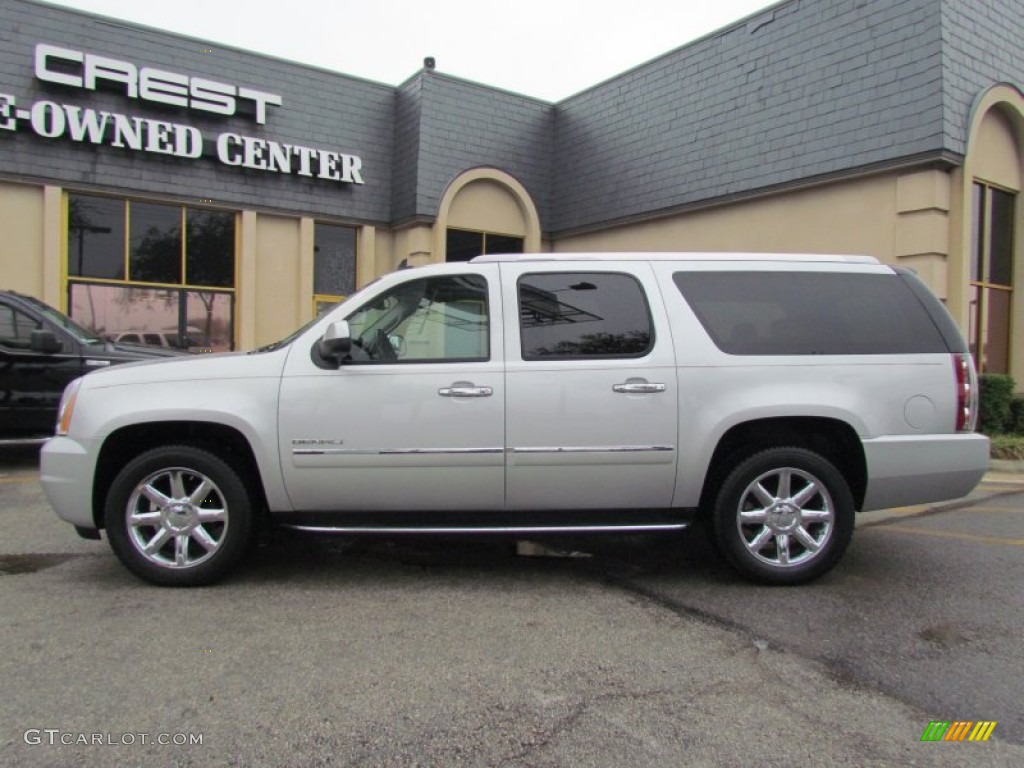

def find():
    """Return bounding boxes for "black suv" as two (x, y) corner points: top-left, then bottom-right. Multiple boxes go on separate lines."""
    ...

(0, 290), (185, 443)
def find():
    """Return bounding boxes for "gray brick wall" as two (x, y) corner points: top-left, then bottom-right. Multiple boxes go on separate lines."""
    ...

(391, 76), (422, 224)
(413, 74), (553, 229)
(550, 0), (950, 233)
(0, 0), (395, 223)
(2, 0), (1021, 239)
(941, 0), (1024, 152)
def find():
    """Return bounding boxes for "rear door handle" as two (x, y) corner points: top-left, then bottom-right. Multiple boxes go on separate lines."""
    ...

(439, 383), (493, 398)
(613, 382), (666, 394)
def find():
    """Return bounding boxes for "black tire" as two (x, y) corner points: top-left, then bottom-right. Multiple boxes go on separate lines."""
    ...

(712, 447), (854, 585)
(104, 445), (253, 586)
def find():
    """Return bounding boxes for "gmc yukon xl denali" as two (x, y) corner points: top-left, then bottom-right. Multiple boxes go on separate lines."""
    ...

(40, 253), (989, 586)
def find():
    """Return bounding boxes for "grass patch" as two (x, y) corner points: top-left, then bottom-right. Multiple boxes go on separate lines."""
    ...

(990, 434), (1024, 461)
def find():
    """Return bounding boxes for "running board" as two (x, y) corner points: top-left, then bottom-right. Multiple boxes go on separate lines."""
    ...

(284, 522), (690, 535)
(276, 508), (694, 536)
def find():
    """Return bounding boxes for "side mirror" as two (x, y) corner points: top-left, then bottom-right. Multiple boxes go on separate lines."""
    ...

(30, 329), (63, 354)
(317, 320), (352, 367)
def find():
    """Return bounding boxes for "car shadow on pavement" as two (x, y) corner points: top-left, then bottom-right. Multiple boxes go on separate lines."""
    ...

(230, 527), (736, 588)
(0, 445), (43, 470)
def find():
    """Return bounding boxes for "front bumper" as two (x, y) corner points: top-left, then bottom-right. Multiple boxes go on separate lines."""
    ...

(861, 433), (990, 511)
(40, 436), (100, 530)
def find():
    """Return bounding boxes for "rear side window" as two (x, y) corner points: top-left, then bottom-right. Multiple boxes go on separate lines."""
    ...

(519, 272), (653, 359)
(673, 271), (949, 355)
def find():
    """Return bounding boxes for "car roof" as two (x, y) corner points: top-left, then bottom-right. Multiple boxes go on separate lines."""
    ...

(471, 252), (881, 265)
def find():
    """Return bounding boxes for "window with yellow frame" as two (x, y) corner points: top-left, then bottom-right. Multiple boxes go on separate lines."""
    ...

(969, 182), (1016, 373)
(446, 227), (524, 262)
(66, 193), (236, 353)
(313, 222), (358, 315)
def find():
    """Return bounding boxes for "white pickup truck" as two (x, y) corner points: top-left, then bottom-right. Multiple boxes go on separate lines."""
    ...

(41, 253), (990, 586)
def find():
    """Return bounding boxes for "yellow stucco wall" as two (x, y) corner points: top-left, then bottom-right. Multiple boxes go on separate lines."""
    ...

(447, 179), (528, 235)
(0, 181), (45, 296)
(253, 213), (302, 345)
(557, 173), (898, 256)
(554, 171), (958, 299)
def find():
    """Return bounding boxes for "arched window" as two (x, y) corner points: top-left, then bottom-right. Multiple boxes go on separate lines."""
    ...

(434, 169), (541, 262)
(445, 227), (523, 262)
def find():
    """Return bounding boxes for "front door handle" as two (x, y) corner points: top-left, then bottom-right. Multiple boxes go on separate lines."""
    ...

(613, 382), (666, 394)
(439, 383), (493, 398)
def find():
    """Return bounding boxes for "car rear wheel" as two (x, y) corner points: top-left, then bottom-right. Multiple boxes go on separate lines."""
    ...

(712, 447), (854, 585)
(105, 445), (252, 586)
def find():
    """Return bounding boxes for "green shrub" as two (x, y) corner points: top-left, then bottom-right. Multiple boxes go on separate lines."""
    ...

(1010, 397), (1024, 435)
(978, 374), (1015, 435)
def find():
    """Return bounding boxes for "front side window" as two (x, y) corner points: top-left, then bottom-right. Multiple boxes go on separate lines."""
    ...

(345, 275), (489, 363)
(518, 272), (654, 360)
(0, 305), (40, 349)
(66, 193), (236, 352)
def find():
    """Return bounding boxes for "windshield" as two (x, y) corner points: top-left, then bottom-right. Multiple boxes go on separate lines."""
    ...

(19, 293), (103, 345)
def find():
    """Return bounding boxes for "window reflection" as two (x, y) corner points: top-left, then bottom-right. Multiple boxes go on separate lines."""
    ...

(69, 284), (234, 353)
(970, 183), (1016, 374)
(446, 228), (524, 262)
(66, 194), (237, 352)
(518, 273), (653, 359)
(314, 223), (356, 297)
(187, 210), (235, 288)
(130, 202), (182, 284)
(68, 195), (124, 279)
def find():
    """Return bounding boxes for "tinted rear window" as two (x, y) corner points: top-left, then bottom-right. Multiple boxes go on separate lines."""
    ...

(519, 272), (653, 359)
(672, 271), (949, 355)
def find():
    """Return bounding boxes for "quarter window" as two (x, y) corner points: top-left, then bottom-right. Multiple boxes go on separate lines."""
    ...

(673, 271), (949, 355)
(518, 272), (654, 359)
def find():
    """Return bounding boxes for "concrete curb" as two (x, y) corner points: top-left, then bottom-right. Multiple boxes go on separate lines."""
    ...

(989, 458), (1024, 474)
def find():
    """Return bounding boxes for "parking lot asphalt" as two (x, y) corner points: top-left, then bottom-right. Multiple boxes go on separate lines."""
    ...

(2, 446), (1023, 767)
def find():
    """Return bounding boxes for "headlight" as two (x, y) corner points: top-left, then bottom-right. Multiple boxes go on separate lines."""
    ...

(55, 378), (83, 436)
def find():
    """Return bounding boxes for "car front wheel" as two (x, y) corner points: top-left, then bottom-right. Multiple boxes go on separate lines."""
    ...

(713, 447), (854, 585)
(104, 445), (253, 586)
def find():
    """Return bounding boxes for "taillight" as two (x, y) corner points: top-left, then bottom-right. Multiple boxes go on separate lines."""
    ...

(952, 353), (975, 432)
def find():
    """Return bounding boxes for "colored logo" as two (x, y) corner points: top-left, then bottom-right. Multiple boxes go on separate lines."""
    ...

(920, 721), (997, 742)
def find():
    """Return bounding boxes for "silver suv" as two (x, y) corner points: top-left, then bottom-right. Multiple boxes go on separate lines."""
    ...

(41, 253), (989, 586)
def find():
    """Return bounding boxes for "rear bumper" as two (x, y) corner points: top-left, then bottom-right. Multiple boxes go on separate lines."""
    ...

(40, 436), (99, 529)
(861, 433), (989, 511)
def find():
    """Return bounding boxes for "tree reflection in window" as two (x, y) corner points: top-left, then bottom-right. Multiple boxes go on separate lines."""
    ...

(518, 273), (654, 359)
(130, 202), (182, 284)
(66, 194), (237, 352)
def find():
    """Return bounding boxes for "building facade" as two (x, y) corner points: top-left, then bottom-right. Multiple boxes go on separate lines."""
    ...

(1, 0), (1021, 377)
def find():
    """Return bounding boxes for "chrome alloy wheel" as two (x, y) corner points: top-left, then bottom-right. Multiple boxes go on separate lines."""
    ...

(125, 467), (229, 569)
(735, 467), (835, 568)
